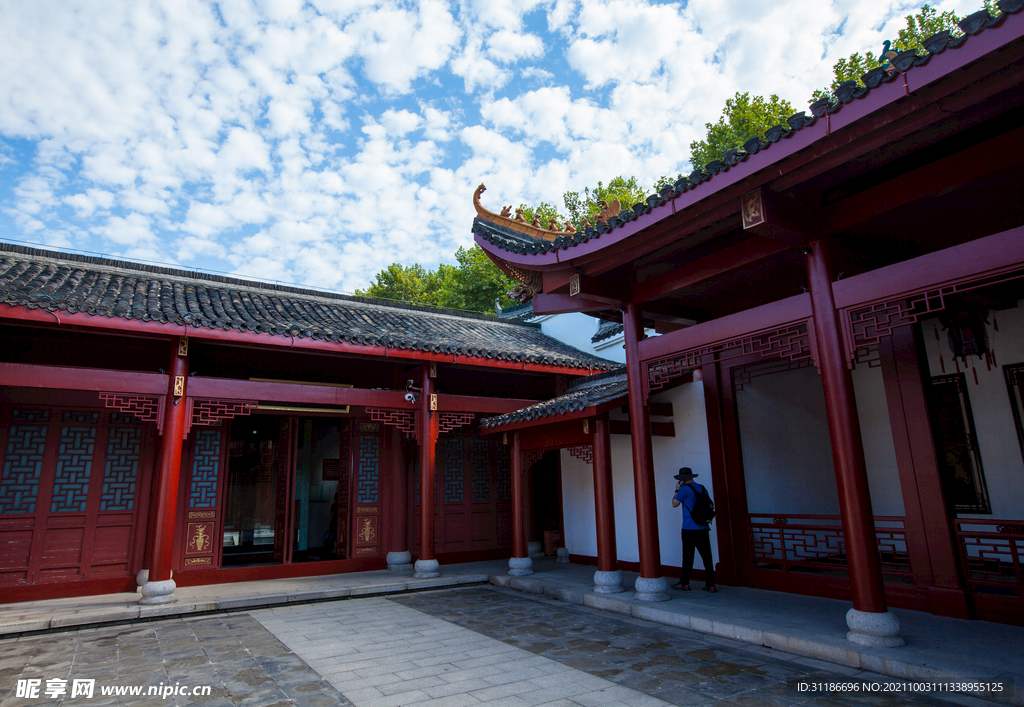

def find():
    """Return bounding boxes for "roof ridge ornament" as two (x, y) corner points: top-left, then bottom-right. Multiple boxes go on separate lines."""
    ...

(473, 184), (575, 242)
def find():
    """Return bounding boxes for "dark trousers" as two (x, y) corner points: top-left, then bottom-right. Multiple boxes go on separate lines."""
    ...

(681, 529), (715, 586)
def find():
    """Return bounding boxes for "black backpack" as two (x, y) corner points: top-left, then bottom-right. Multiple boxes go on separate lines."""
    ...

(690, 485), (716, 526)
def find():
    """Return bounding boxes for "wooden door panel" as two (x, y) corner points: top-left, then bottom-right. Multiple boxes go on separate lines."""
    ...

(352, 423), (382, 558)
(91, 522), (133, 573)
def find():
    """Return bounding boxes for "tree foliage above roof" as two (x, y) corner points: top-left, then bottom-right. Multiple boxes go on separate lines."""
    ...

(809, 3), (999, 104)
(686, 92), (796, 173)
(355, 246), (517, 315)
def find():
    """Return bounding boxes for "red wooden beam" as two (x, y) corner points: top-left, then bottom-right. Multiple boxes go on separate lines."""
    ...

(832, 224), (1024, 310)
(532, 293), (612, 315)
(638, 293), (812, 363)
(632, 236), (793, 304)
(519, 419), (590, 450)
(435, 393), (539, 413)
(188, 376), (409, 407)
(823, 126), (1024, 235)
(610, 420), (674, 437)
(0, 362), (166, 394)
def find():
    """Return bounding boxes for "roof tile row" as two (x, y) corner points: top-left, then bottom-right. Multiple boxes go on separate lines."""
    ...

(0, 244), (620, 371)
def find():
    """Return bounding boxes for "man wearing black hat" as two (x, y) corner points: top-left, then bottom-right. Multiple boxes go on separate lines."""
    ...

(671, 468), (716, 592)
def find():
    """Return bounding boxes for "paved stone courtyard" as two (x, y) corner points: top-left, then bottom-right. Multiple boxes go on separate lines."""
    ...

(0, 613), (347, 707)
(0, 586), (1006, 707)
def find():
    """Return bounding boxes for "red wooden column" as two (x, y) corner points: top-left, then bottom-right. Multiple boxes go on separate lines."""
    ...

(592, 414), (623, 592)
(386, 426), (412, 570)
(622, 302), (669, 601)
(805, 241), (903, 645)
(139, 337), (189, 605)
(414, 362), (440, 578)
(508, 430), (533, 575)
(879, 326), (969, 618)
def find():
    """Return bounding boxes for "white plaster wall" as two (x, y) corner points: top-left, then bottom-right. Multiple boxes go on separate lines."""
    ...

(559, 379), (714, 571)
(537, 314), (610, 360)
(559, 451), (597, 558)
(921, 305), (1024, 520)
(852, 362), (904, 516)
(736, 365), (840, 514)
(735, 363), (902, 516)
(652, 381), (715, 570)
(533, 312), (654, 364)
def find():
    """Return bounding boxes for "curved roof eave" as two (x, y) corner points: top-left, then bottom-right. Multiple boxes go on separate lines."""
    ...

(474, 9), (1024, 271)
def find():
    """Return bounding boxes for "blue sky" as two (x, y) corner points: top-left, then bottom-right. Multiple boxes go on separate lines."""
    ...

(0, 0), (979, 293)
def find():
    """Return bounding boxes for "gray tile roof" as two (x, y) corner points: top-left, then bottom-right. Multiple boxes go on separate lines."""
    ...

(0, 243), (621, 371)
(480, 369), (627, 428)
(592, 320), (623, 344)
(473, 7), (1020, 258)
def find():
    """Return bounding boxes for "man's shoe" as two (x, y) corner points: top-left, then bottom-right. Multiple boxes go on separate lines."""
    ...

(703, 585), (717, 593)
(671, 582), (690, 590)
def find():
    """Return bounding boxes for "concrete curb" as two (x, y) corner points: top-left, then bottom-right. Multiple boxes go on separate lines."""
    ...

(0, 574), (489, 637)
(488, 573), (1022, 706)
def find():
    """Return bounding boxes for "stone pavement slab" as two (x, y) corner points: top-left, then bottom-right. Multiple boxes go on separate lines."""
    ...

(489, 559), (1024, 704)
(252, 595), (676, 707)
(0, 612), (348, 707)
(394, 587), (1010, 707)
(1, 557), (1021, 705)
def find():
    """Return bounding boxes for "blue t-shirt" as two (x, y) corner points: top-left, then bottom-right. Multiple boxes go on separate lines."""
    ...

(673, 482), (709, 530)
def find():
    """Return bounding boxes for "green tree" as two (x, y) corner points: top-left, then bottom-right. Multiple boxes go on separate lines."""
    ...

(354, 263), (441, 305)
(355, 246), (517, 314)
(515, 201), (565, 229)
(562, 176), (648, 230)
(688, 92), (795, 171)
(434, 246), (518, 313)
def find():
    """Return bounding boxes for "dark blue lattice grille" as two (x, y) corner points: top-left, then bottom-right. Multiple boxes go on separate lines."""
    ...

(62, 411), (99, 423)
(471, 439), (489, 502)
(495, 441), (511, 502)
(444, 438), (464, 503)
(357, 433), (380, 503)
(1, 425), (48, 514)
(51, 426), (96, 512)
(101, 426), (141, 511)
(189, 429), (221, 508)
(12, 409), (49, 422)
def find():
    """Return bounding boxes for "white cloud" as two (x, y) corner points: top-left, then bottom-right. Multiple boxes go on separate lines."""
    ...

(487, 29), (546, 63)
(0, 0), (987, 294)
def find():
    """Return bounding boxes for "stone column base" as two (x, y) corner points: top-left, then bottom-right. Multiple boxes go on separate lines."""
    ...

(138, 578), (177, 606)
(634, 575), (670, 602)
(508, 556), (534, 576)
(556, 548), (570, 563)
(413, 558), (440, 578)
(136, 568), (149, 591)
(527, 541), (544, 558)
(387, 551), (413, 571)
(593, 569), (624, 594)
(846, 608), (905, 647)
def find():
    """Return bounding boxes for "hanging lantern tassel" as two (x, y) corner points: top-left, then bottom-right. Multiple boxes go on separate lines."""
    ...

(993, 313), (999, 332)
(974, 366), (979, 385)
(935, 323), (945, 373)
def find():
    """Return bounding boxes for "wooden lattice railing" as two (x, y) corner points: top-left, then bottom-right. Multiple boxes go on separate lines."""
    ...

(955, 518), (1024, 599)
(748, 513), (911, 576)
